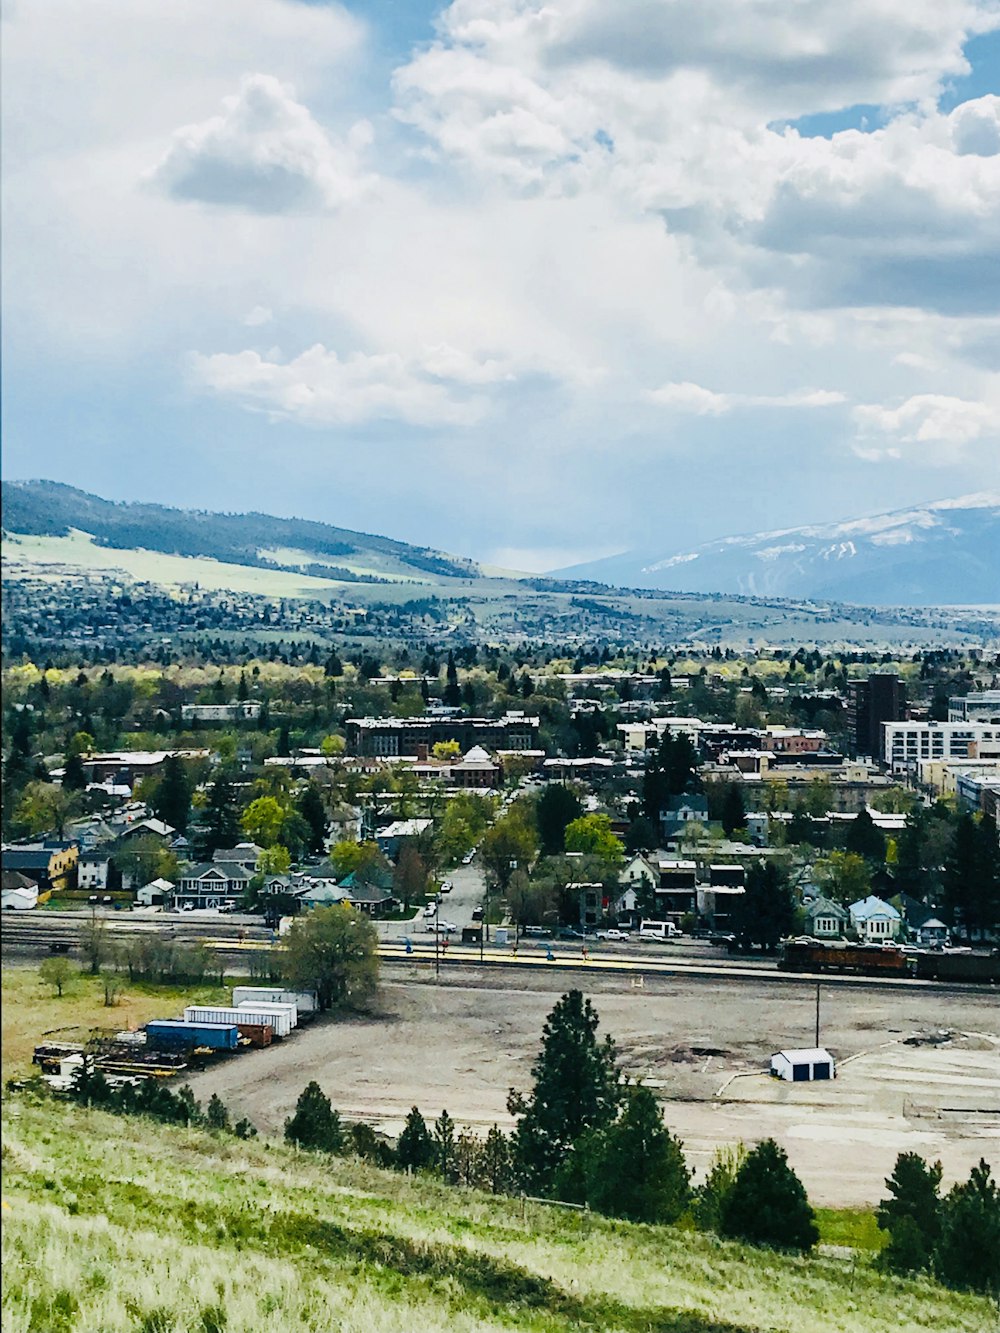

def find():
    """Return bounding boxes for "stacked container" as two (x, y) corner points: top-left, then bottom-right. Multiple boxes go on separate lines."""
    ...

(184, 1005), (293, 1039)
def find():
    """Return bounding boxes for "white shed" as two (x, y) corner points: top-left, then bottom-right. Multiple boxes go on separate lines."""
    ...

(770, 1047), (835, 1082)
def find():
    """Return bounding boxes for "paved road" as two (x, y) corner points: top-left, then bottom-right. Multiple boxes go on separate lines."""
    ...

(376, 859), (487, 944)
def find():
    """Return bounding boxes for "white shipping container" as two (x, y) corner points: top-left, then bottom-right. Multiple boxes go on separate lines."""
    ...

(235, 1000), (298, 1030)
(184, 1005), (293, 1038)
(231, 987), (318, 1015)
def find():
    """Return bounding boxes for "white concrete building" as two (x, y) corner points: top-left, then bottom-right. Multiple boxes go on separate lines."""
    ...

(881, 721), (1000, 770)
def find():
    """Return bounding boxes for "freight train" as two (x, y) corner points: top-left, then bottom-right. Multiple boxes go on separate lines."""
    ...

(778, 939), (1000, 983)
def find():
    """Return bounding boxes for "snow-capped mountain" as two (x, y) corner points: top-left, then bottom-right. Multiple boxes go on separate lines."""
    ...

(557, 494), (1000, 605)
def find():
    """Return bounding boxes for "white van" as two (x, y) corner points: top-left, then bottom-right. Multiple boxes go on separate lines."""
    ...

(638, 921), (681, 941)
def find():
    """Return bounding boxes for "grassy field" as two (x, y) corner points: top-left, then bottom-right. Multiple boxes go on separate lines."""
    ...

(2, 1097), (993, 1333)
(1, 964), (231, 1077)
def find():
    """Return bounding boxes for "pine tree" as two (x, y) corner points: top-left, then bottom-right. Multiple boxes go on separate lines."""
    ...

(284, 1081), (344, 1153)
(876, 1152), (942, 1273)
(479, 1125), (512, 1194)
(62, 752), (88, 792)
(721, 783), (746, 837)
(581, 1086), (690, 1223)
(934, 1159), (1000, 1295)
(206, 1093), (231, 1132)
(297, 782), (328, 855)
(444, 652), (461, 707)
(396, 1106), (434, 1171)
(151, 755), (192, 833)
(433, 1109), (457, 1182)
(845, 808), (887, 864)
(508, 990), (622, 1194)
(943, 813), (979, 936)
(201, 775), (240, 857)
(536, 784), (583, 857)
(719, 1139), (818, 1252)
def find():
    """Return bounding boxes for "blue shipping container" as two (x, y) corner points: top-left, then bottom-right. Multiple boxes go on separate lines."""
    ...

(145, 1020), (239, 1051)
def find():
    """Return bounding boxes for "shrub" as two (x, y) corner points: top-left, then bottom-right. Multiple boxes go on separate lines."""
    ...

(935, 1159), (1000, 1295)
(284, 1081), (344, 1153)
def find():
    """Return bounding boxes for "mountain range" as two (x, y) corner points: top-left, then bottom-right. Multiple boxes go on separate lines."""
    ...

(557, 494), (1000, 606)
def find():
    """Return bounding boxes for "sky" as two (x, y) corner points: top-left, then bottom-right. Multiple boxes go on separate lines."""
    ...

(2, 0), (999, 572)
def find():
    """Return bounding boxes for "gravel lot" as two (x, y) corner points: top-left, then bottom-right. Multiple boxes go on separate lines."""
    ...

(184, 966), (1000, 1207)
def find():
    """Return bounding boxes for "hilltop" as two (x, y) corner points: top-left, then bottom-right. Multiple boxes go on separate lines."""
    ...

(559, 494), (1000, 606)
(2, 1095), (992, 1333)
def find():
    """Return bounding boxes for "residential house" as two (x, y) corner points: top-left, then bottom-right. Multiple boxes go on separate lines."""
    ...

(653, 859), (698, 922)
(803, 896), (849, 940)
(336, 866), (398, 916)
(135, 877), (173, 907)
(174, 863), (252, 909)
(848, 895), (902, 942)
(2, 869), (39, 911)
(1, 842), (78, 893)
(180, 702), (262, 723)
(659, 794), (709, 840)
(77, 852), (110, 892)
(375, 820), (433, 861)
(119, 818), (176, 845)
(916, 917), (950, 948)
(212, 844), (263, 873)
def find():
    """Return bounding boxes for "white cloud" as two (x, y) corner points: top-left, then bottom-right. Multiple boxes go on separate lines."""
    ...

(647, 382), (846, 414)
(243, 305), (273, 327)
(148, 74), (373, 213)
(853, 393), (1000, 461)
(188, 342), (525, 427)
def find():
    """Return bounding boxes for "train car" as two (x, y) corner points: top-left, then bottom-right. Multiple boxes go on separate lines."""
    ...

(778, 939), (911, 976)
(912, 950), (1000, 983)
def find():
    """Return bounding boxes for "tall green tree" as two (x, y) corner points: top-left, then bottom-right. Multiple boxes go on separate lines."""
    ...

(845, 808), (887, 863)
(876, 1152), (942, 1274)
(729, 861), (796, 951)
(284, 1081), (344, 1153)
(721, 783), (746, 837)
(433, 1109), (458, 1182)
(942, 813), (979, 935)
(935, 1159), (1000, 1295)
(200, 774), (240, 857)
(396, 1106), (434, 1171)
(719, 1139), (818, 1252)
(507, 990), (622, 1194)
(281, 906), (379, 1012)
(535, 784), (583, 857)
(297, 782), (328, 856)
(151, 755), (192, 833)
(580, 1086), (690, 1223)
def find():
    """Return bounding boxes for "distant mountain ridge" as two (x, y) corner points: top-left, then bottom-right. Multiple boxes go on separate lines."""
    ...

(556, 494), (1000, 606)
(1, 480), (481, 583)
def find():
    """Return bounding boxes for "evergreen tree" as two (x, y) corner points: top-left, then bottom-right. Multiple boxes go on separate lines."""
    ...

(433, 1109), (457, 1182)
(444, 652), (461, 707)
(284, 1081), (344, 1153)
(237, 672), (249, 701)
(719, 1138), (818, 1252)
(581, 1086), (690, 1223)
(508, 990), (622, 1194)
(396, 1106), (434, 1171)
(479, 1125), (513, 1194)
(201, 775), (240, 857)
(324, 652), (343, 678)
(721, 783), (746, 837)
(730, 861), (796, 952)
(151, 755), (192, 832)
(535, 784), (583, 857)
(462, 680), (476, 709)
(297, 782), (328, 855)
(845, 808), (887, 863)
(206, 1093), (231, 1132)
(876, 1152), (942, 1273)
(943, 813), (980, 936)
(61, 751), (88, 792)
(935, 1159), (1000, 1295)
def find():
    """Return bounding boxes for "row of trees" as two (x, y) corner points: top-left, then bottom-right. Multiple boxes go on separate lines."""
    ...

(878, 1152), (1000, 1293)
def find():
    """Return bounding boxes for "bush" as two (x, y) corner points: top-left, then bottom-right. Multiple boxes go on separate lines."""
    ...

(284, 1081), (344, 1154)
(935, 1159), (1000, 1295)
(693, 1143), (747, 1233)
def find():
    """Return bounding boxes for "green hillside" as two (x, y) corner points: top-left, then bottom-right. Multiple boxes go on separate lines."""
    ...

(2, 1096), (991, 1333)
(0, 480), (480, 583)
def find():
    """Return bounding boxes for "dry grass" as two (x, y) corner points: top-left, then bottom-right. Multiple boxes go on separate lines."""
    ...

(2, 1097), (993, 1333)
(1, 962), (230, 1077)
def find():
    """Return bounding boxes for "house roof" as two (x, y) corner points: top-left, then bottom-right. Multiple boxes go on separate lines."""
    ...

(180, 863), (252, 883)
(773, 1048), (834, 1063)
(2, 869), (38, 891)
(849, 895), (901, 921)
(121, 818), (176, 839)
(805, 895), (849, 919)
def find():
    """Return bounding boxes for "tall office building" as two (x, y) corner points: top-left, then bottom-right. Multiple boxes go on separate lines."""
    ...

(847, 674), (907, 758)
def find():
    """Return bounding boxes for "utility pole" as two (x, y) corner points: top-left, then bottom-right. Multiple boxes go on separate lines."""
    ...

(435, 897), (440, 980)
(815, 981), (821, 1047)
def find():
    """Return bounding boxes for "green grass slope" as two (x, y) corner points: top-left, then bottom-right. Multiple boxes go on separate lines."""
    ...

(2, 1097), (991, 1333)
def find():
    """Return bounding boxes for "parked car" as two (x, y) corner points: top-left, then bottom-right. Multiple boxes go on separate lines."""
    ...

(557, 927), (596, 941)
(522, 925), (551, 938)
(461, 853), (473, 865)
(426, 920), (457, 934)
(596, 928), (631, 942)
(709, 932), (736, 947)
(423, 904), (437, 918)
(440, 881), (453, 893)
(471, 906), (484, 921)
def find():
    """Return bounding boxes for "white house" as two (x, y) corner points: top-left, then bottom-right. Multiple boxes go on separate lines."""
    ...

(770, 1048), (835, 1082)
(848, 895), (901, 942)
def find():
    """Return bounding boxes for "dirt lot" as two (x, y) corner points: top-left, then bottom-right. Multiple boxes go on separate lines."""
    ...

(184, 965), (1000, 1207)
